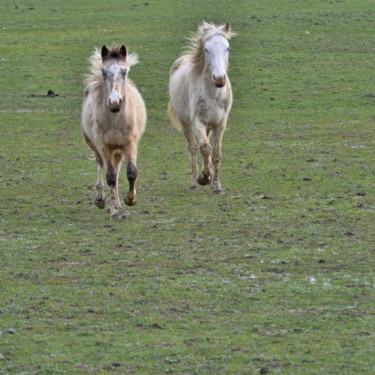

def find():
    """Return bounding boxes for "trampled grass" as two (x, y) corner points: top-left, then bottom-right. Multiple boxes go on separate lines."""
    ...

(1, 0), (375, 374)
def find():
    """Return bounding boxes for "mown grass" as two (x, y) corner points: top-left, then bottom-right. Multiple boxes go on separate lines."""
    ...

(1, 0), (375, 374)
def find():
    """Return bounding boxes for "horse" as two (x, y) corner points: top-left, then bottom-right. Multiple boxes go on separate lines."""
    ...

(168, 21), (235, 195)
(81, 45), (146, 219)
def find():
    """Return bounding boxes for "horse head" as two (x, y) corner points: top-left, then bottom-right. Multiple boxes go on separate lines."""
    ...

(101, 45), (128, 112)
(203, 21), (231, 88)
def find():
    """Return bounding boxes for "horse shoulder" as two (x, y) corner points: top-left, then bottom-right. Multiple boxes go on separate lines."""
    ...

(220, 80), (233, 113)
(170, 56), (188, 74)
(125, 79), (146, 136)
(82, 92), (97, 135)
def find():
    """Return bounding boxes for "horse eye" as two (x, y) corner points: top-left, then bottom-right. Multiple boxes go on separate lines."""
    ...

(102, 70), (107, 79)
(227, 47), (230, 52)
(121, 70), (127, 78)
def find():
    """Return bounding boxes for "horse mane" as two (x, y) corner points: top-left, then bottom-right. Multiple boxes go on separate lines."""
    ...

(84, 45), (139, 92)
(186, 21), (236, 76)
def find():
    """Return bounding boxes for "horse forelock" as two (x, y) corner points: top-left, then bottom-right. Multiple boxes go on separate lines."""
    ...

(108, 46), (124, 59)
(187, 22), (235, 76)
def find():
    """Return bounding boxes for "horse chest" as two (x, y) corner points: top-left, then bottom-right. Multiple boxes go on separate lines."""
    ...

(195, 94), (229, 125)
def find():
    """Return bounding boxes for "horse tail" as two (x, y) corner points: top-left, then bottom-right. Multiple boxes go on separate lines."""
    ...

(167, 101), (181, 130)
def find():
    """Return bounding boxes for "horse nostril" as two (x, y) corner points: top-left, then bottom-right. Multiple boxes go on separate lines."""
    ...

(213, 74), (226, 87)
(213, 74), (226, 81)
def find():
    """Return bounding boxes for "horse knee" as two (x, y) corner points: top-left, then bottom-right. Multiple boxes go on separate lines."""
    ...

(200, 142), (211, 156)
(127, 162), (138, 184)
(187, 143), (197, 154)
(212, 151), (222, 164)
(106, 170), (116, 187)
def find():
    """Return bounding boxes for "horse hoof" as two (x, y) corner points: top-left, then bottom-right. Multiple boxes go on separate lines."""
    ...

(95, 198), (106, 209)
(110, 209), (130, 220)
(197, 174), (211, 185)
(188, 184), (199, 191)
(124, 196), (137, 206)
(213, 188), (225, 195)
(212, 182), (225, 195)
(110, 212), (122, 220)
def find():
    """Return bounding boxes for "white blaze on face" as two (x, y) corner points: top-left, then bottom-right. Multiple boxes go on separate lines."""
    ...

(103, 62), (127, 111)
(204, 35), (229, 87)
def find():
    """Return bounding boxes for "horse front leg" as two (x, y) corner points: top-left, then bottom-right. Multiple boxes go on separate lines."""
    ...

(210, 120), (226, 195)
(181, 122), (199, 190)
(95, 157), (106, 209)
(84, 133), (106, 209)
(124, 161), (138, 206)
(105, 150), (123, 218)
(106, 165), (122, 217)
(193, 121), (212, 186)
(124, 143), (138, 206)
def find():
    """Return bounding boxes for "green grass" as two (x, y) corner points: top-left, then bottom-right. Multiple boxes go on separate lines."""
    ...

(1, 0), (375, 374)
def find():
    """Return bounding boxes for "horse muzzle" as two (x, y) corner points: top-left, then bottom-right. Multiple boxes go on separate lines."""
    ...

(108, 98), (123, 113)
(213, 74), (226, 88)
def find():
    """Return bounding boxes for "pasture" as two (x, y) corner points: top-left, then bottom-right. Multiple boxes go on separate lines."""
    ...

(1, 0), (375, 374)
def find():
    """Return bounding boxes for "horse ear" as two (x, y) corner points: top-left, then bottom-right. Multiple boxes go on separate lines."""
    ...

(223, 21), (230, 33)
(101, 45), (109, 59)
(119, 45), (127, 59)
(202, 20), (212, 30)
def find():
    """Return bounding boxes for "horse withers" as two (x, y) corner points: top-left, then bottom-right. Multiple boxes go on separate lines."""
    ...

(168, 21), (235, 195)
(82, 45), (146, 219)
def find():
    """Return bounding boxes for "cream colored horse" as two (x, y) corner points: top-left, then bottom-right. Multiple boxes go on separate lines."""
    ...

(82, 45), (146, 219)
(168, 21), (235, 195)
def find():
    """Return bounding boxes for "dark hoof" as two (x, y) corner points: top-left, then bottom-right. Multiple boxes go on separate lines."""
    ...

(197, 174), (211, 185)
(124, 195), (137, 206)
(95, 198), (106, 209)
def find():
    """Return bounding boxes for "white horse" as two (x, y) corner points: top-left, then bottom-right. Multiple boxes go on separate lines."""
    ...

(168, 21), (235, 195)
(82, 45), (146, 219)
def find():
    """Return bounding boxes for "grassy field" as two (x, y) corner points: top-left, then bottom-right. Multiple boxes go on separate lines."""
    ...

(1, 0), (375, 374)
